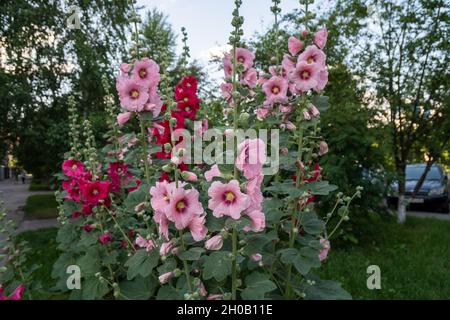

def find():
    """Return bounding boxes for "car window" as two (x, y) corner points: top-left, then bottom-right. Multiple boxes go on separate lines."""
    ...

(406, 166), (442, 181)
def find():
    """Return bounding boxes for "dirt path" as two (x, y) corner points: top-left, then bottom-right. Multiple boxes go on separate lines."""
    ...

(0, 180), (58, 232)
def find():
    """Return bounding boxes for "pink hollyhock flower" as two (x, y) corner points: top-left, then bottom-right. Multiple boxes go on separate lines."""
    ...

(205, 235), (223, 251)
(233, 47), (255, 71)
(159, 272), (174, 284)
(314, 27), (328, 49)
(251, 253), (262, 262)
(298, 45), (326, 67)
(282, 54), (296, 74)
(280, 147), (289, 156)
(208, 180), (249, 220)
(166, 187), (203, 230)
(80, 181), (110, 205)
(280, 105), (293, 113)
(235, 139), (267, 180)
(223, 55), (234, 78)
(256, 107), (270, 120)
(117, 78), (149, 112)
(159, 240), (175, 256)
(262, 76), (288, 105)
(150, 181), (175, 212)
(315, 68), (329, 92)
(0, 284), (25, 300)
(120, 63), (131, 74)
(181, 171), (198, 182)
(135, 235), (155, 251)
(290, 61), (320, 92)
(204, 164), (222, 182)
(220, 82), (233, 101)
(117, 112), (132, 126)
(309, 104), (320, 117)
(188, 214), (208, 241)
(246, 174), (264, 212)
(244, 210), (266, 232)
(197, 281), (207, 297)
(301, 29), (309, 38)
(132, 57), (160, 89)
(241, 68), (258, 88)
(319, 238), (330, 261)
(144, 88), (164, 117)
(62, 160), (84, 178)
(207, 294), (224, 301)
(319, 141), (329, 156)
(153, 210), (170, 240)
(99, 232), (113, 245)
(281, 121), (296, 130)
(288, 36), (303, 56)
(303, 110), (312, 121)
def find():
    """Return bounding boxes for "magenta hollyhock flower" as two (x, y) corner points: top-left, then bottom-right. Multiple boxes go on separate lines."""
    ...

(288, 36), (303, 56)
(314, 27), (328, 49)
(99, 232), (113, 245)
(204, 164), (222, 182)
(246, 174), (264, 212)
(244, 210), (266, 232)
(208, 180), (249, 220)
(80, 181), (110, 205)
(166, 187), (203, 230)
(0, 284), (24, 300)
(117, 78), (149, 112)
(188, 214), (208, 241)
(315, 67), (329, 92)
(262, 76), (288, 105)
(241, 68), (258, 88)
(234, 47), (255, 71)
(319, 238), (330, 261)
(117, 112), (132, 126)
(62, 179), (81, 202)
(235, 139), (267, 180)
(205, 235), (223, 251)
(159, 272), (174, 284)
(298, 45), (326, 67)
(132, 57), (160, 89)
(83, 224), (93, 232)
(290, 60), (320, 92)
(62, 160), (84, 178)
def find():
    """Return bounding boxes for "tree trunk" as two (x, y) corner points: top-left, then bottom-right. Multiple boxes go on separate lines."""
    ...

(396, 165), (407, 224)
(412, 159), (435, 198)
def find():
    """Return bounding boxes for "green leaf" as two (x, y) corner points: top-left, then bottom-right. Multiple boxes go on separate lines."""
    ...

(156, 285), (182, 300)
(119, 275), (158, 300)
(177, 247), (205, 261)
(302, 278), (352, 300)
(243, 234), (272, 255)
(81, 277), (109, 300)
(124, 184), (149, 212)
(241, 272), (277, 300)
(301, 212), (325, 235)
(202, 251), (232, 282)
(125, 249), (159, 280)
(307, 181), (338, 196)
(312, 96), (329, 112)
(279, 247), (320, 276)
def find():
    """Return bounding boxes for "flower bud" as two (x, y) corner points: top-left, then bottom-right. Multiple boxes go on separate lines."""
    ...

(181, 171), (198, 182)
(205, 235), (223, 251)
(163, 143), (172, 153)
(239, 112), (250, 123)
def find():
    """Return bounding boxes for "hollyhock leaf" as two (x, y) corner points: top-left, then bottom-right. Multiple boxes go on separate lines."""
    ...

(205, 216), (227, 232)
(241, 272), (277, 300)
(312, 96), (329, 112)
(119, 275), (158, 300)
(203, 251), (232, 282)
(178, 247), (205, 261)
(125, 249), (160, 280)
(301, 277), (352, 300)
(78, 232), (99, 248)
(156, 285), (182, 300)
(307, 181), (338, 196)
(124, 184), (149, 212)
(102, 251), (119, 266)
(82, 277), (109, 300)
(243, 234), (272, 255)
(77, 249), (101, 276)
(56, 223), (78, 247)
(157, 258), (177, 274)
(301, 212), (325, 235)
(279, 247), (320, 276)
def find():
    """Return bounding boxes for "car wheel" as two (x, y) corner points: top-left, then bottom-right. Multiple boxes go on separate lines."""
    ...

(440, 197), (449, 214)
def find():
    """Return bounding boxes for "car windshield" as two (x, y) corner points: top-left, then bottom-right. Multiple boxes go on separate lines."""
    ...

(406, 166), (442, 181)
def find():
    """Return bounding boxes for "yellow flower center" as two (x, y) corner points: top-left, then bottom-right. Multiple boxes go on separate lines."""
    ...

(139, 69), (146, 78)
(225, 192), (235, 202)
(238, 57), (244, 63)
(184, 97), (189, 102)
(131, 89), (140, 98)
(176, 200), (186, 210)
(307, 57), (314, 64)
(302, 71), (310, 79)
(272, 86), (280, 94)
(71, 165), (78, 170)
(92, 189), (99, 195)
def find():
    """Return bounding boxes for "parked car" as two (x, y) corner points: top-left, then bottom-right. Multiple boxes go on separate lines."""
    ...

(388, 163), (449, 213)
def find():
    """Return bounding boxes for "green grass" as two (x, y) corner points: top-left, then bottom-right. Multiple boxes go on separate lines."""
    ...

(16, 228), (63, 299)
(28, 183), (52, 191)
(23, 194), (58, 219)
(317, 216), (450, 299)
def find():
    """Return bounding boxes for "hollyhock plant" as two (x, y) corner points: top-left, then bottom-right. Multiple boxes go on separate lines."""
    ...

(262, 76), (288, 105)
(208, 180), (249, 220)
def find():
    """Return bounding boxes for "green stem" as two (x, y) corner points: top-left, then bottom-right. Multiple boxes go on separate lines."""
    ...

(231, 227), (238, 300)
(139, 118), (151, 185)
(179, 230), (193, 293)
(107, 208), (137, 252)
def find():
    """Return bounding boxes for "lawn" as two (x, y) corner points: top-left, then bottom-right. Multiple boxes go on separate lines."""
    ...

(16, 216), (450, 300)
(317, 216), (450, 299)
(23, 194), (58, 219)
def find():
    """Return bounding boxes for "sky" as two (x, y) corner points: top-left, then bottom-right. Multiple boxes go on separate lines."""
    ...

(136, 0), (301, 63)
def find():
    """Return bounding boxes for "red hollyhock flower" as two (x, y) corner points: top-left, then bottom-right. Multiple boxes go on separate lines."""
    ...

(292, 163), (322, 204)
(82, 203), (93, 216)
(62, 179), (81, 202)
(62, 160), (84, 178)
(128, 178), (141, 192)
(179, 76), (198, 93)
(159, 172), (171, 182)
(80, 181), (111, 205)
(99, 232), (113, 245)
(175, 89), (200, 108)
(108, 162), (132, 193)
